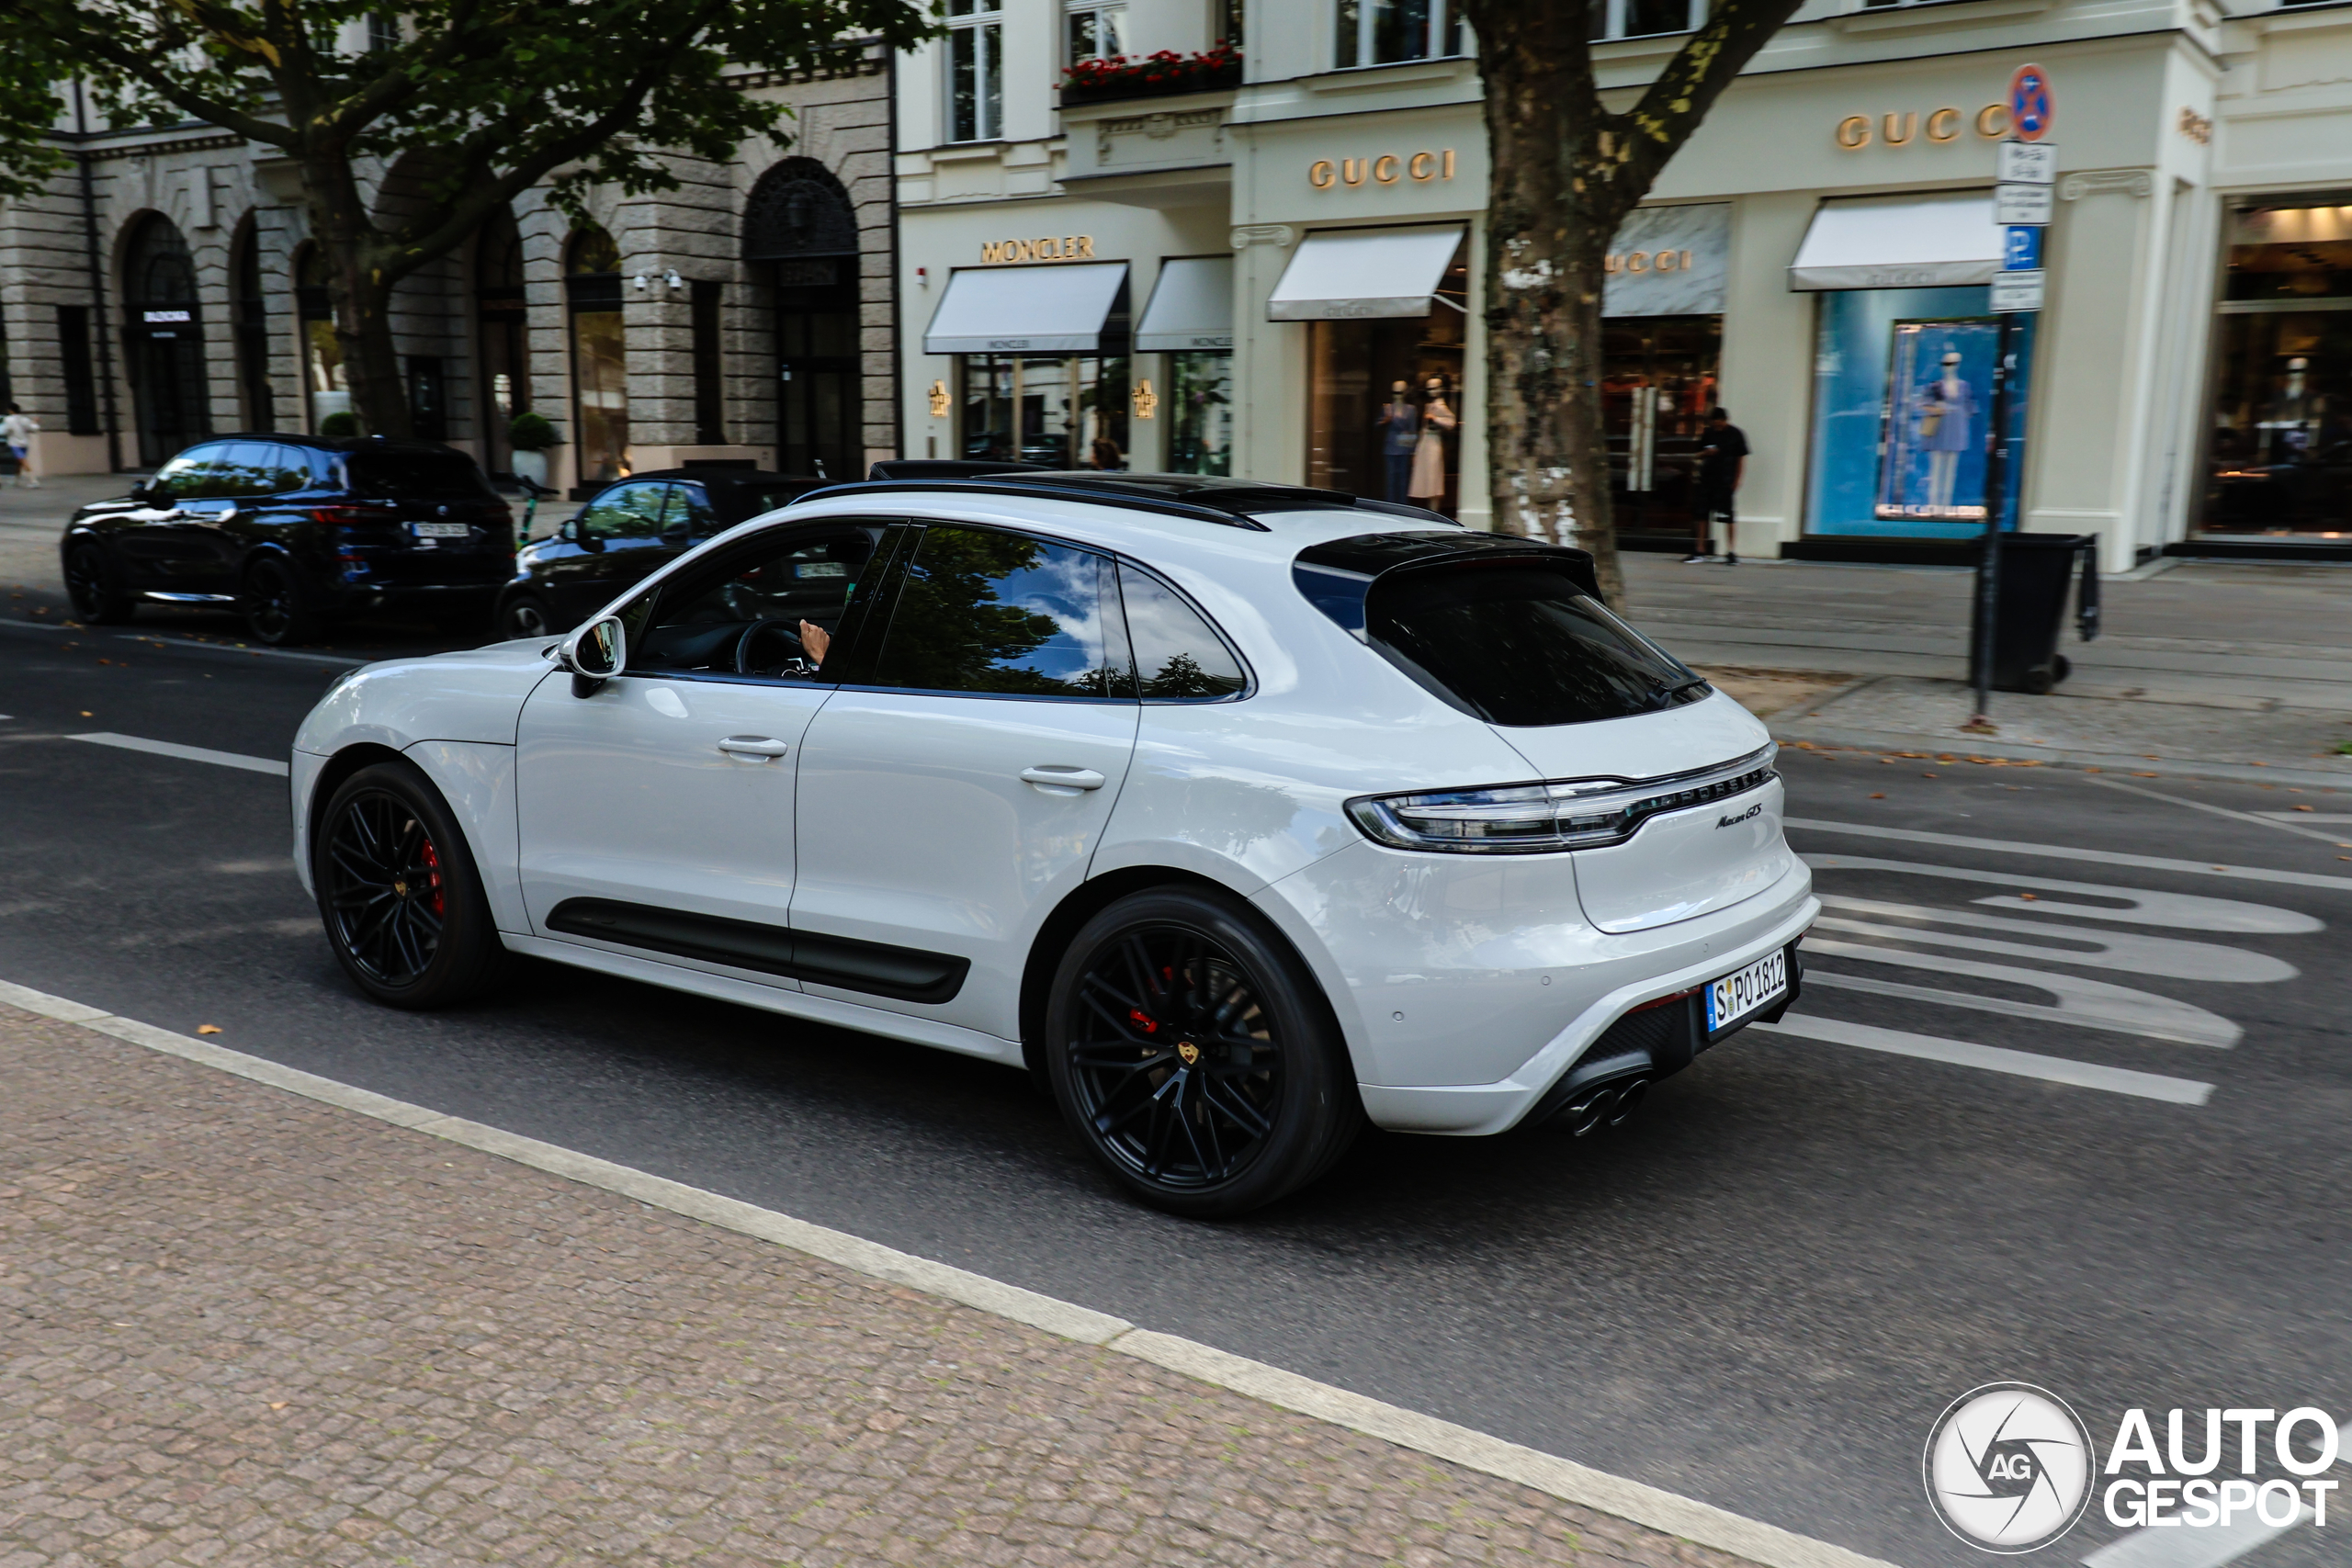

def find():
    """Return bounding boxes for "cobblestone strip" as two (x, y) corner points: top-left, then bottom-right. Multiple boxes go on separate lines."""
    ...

(0, 986), (1901, 1568)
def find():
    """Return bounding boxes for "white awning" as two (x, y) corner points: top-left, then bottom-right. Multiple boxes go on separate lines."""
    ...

(922, 262), (1129, 355)
(1788, 194), (2002, 291)
(1136, 256), (1234, 352)
(1267, 225), (1465, 321)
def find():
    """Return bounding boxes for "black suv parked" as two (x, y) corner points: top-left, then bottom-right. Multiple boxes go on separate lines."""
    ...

(492, 468), (826, 638)
(62, 434), (514, 645)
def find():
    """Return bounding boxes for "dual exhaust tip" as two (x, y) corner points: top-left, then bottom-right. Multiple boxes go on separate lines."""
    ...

(1555, 1073), (1651, 1137)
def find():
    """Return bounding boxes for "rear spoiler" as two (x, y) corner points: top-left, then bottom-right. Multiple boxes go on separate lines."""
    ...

(1292, 531), (1603, 639)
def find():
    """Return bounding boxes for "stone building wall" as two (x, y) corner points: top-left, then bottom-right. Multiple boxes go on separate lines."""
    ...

(0, 48), (898, 486)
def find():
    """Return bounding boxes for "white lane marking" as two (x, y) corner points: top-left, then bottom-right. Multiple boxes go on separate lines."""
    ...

(2084, 774), (2352, 846)
(1758, 1014), (2214, 1104)
(0, 975), (1900, 1568)
(2079, 1417), (2348, 1568)
(2256, 811), (2352, 824)
(1803, 940), (2241, 1048)
(1813, 897), (2296, 983)
(1786, 818), (2352, 894)
(1802, 854), (2323, 935)
(67, 732), (289, 777)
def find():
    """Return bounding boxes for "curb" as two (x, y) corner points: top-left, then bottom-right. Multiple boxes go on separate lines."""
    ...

(0, 974), (1905, 1568)
(1771, 720), (2352, 790)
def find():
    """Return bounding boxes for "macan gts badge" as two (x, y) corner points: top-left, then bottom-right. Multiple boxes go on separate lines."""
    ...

(291, 472), (1815, 1215)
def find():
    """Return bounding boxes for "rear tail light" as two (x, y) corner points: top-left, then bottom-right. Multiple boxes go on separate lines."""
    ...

(1345, 744), (1777, 855)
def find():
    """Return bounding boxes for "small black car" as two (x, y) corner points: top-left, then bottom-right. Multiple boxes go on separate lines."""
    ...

(63, 434), (514, 645)
(493, 468), (826, 638)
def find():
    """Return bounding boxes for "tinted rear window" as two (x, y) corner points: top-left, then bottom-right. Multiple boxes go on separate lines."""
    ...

(1364, 562), (1706, 727)
(342, 450), (496, 500)
(712, 485), (809, 522)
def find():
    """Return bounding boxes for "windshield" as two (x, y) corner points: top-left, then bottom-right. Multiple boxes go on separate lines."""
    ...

(1364, 560), (1707, 727)
(342, 450), (498, 501)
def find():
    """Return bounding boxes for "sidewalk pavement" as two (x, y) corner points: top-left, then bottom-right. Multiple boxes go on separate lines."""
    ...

(0, 999), (1786, 1568)
(1624, 554), (2352, 785)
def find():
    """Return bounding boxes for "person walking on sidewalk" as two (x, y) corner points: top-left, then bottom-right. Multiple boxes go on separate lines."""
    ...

(1687, 407), (1747, 564)
(2, 403), (38, 489)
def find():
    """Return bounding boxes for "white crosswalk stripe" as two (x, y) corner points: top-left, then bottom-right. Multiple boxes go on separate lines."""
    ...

(1786, 826), (2320, 1107)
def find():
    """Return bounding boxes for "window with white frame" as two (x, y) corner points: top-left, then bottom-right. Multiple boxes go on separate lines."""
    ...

(1334, 0), (1462, 68)
(1067, 0), (1128, 62)
(947, 0), (1003, 141)
(1589, 0), (1702, 39)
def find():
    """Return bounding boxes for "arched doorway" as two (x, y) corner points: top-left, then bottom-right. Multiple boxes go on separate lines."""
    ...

(294, 244), (347, 430)
(566, 225), (627, 486)
(475, 209), (531, 476)
(231, 219), (277, 431)
(743, 159), (861, 481)
(122, 214), (210, 466)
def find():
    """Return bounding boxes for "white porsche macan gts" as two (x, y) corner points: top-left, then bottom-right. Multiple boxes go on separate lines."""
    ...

(293, 473), (1815, 1215)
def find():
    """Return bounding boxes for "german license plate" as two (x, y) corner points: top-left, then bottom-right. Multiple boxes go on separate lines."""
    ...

(413, 522), (469, 539)
(1704, 949), (1788, 1032)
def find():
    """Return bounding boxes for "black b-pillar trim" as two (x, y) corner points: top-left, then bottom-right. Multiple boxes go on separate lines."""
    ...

(547, 897), (968, 1005)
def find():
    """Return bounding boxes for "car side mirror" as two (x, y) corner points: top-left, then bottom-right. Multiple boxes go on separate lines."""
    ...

(559, 615), (626, 697)
(130, 482), (164, 506)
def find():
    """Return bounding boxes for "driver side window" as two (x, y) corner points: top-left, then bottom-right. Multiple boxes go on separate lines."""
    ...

(577, 481), (672, 543)
(625, 525), (884, 681)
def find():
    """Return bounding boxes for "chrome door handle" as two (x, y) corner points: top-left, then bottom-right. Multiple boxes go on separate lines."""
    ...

(1021, 765), (1106, 792)
(718, 736), (790, 759)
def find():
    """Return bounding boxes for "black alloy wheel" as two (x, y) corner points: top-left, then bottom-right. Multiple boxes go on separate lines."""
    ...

(243, 556), (322, 646)
(64, 541), (136, 625)
(1046, 888), (1360, 1217)
(315, 761), (504, 1008)
(499, 592), (555, 639)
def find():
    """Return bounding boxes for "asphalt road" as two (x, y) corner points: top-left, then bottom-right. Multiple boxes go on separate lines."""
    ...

(3, 615), (2346, 1568)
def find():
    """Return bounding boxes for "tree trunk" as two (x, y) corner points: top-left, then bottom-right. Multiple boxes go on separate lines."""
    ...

(301, 158), (413, 438)
(1465, 6), (1632, 606)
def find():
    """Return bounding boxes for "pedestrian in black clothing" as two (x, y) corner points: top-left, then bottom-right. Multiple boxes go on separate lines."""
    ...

(1689, 408), (1749, 564)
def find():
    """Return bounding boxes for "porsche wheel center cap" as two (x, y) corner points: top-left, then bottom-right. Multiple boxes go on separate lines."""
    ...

(1176, 1041), (1202, 1066)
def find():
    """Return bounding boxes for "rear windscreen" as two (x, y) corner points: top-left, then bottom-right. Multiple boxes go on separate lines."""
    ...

(1364, 561), (1707, 727)
(716, 486), (808, 521)
(342, 451), (497, 501)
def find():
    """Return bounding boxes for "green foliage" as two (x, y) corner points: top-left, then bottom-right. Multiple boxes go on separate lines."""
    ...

(507, 412), (560, 452)
(318, 411), (362, 437)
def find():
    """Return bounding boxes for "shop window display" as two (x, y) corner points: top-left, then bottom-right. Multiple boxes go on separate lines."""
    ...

(2200, 197), (2352, 538)
(1305, 246), (1466, 514)
(961, 355), (1131, 468)
(1805, 285), (2035, 536)
(1166, 352), (1233, 476)
(1602, 316), (1719, 546)
(567, 226), (628, 485)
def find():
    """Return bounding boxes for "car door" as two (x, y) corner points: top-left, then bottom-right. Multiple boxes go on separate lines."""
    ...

(514, 519), (891, 984)
(111, 444), (231, 594)
(548, 480), (674, 623)
(788, 522), (1142, 1040)
(168, 441), (282, 592)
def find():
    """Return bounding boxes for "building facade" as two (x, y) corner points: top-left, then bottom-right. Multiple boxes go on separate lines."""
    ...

(0, 42), (901, 494)
(892, 0), (2352, 568)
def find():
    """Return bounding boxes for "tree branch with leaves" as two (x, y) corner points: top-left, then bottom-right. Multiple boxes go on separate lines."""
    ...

(1456, 0), (1806, 604)
(2, 0), (934, 437)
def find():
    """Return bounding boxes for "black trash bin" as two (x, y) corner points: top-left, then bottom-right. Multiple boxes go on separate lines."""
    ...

(1968, 532), (2101, 695)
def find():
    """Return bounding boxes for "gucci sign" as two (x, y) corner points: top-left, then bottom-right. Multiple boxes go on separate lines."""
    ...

(1835, 105), (2010, 149)
(1308, 150), (1456, 188)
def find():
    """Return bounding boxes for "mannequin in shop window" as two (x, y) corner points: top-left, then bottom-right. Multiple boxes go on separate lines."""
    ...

(1378, 380), (1419, 502)
(1408, 376), (1456, 510)
(1919, 350), (1977, 513)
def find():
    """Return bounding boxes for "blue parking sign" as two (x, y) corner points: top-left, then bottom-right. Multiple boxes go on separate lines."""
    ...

(2003, 225), (2042, 271)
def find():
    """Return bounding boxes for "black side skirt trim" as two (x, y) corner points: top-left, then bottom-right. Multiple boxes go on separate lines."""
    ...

(546, 897), (969, 1005)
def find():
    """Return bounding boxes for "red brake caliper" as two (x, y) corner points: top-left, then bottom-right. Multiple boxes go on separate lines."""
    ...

(421, 838), (445, 916)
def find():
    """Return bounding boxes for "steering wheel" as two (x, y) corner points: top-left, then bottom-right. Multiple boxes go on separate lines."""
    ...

(732, 618), (807, 677)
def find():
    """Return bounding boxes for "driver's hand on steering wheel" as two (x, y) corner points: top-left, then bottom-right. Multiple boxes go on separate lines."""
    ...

(798, 620), (831, 664)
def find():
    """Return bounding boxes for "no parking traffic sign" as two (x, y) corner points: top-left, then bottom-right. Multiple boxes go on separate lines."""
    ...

(2007, 63), (2054, 141)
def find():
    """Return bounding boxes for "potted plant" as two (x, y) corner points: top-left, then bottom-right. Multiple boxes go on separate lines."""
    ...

(507, 411), (560, 490)
(1059, 43), (1242, 107)
(317, 410), (361, 437)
